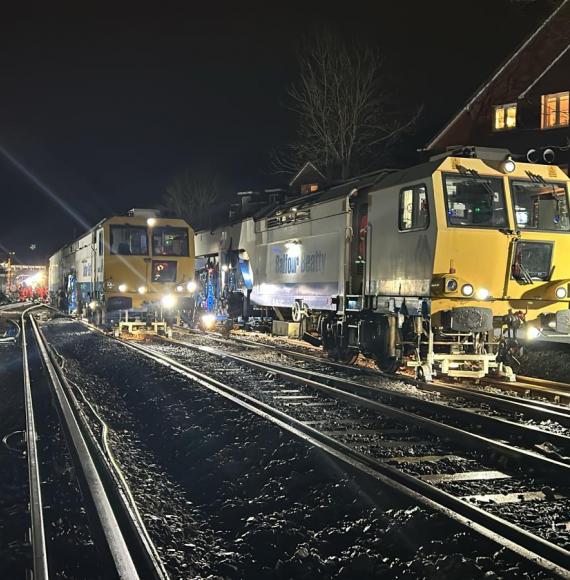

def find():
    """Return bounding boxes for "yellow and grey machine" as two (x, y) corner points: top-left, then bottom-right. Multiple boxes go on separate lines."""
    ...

(49, 209), (195, 335)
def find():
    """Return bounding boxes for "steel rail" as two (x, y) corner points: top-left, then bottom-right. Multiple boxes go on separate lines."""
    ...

(27, 314), (142, 579)
(21, 305), (49, 580)
(417, 380), (570, 427)
(33, 316), (170, 580)
(518, 375), (570, 391)
(115, 336), (570, 577)
(481, 376), (570, 405)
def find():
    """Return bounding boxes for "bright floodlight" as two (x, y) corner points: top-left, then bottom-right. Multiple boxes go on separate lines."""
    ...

(475, 288), (489, 300)
(147, 217), (157, 227)
(556, 287), (567, 299)
(461, 284), (474, 297)
(221, 264), (228, 272)
(187, 280), (197, 293)
(161, 294), (177, 309)
(201, 313), (216, 328)
(118, 283), (127, 293)
(526, 326), (541, 340)
(176, 285), (184, 292)
(138, 286), (147, 294)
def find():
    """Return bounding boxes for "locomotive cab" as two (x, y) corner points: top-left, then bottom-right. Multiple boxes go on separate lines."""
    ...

(357, 148), (570, 380)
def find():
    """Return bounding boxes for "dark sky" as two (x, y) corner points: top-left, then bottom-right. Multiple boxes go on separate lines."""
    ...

(0, 0), (558, 263)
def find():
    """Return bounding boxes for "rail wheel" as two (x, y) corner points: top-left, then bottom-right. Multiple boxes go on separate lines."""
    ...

(334, 348), (359, 365)
(374, 354), (401, 374)
(497, 338), (523, 371)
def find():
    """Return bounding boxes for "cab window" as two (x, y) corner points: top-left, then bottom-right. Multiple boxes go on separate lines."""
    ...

(444, 174), (507, 228)
(511, 180), (570, 231)
(399, 184), (429, 231)
(110, 226), (148, 255)
(152, 227), (189, 256)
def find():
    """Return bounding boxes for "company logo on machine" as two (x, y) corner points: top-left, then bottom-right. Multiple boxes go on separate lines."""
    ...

(275, 250), (326, 275)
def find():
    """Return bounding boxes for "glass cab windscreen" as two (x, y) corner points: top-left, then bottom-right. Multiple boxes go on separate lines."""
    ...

(511, 181), (570, 231)
(110, 226), (148, 255)
(444, 175), (506, 228)
(152, 227), (189, 256)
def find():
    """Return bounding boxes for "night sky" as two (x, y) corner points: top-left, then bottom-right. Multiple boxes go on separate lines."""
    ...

(0, 1), (558, 264)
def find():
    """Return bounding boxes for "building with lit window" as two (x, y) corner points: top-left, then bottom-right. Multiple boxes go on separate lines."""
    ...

(426, 0), (570, 174)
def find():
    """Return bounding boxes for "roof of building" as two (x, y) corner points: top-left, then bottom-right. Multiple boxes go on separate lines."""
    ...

(426, 0), (570, 151)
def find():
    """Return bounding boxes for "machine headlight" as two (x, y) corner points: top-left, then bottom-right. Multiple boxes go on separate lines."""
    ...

(201, 313), (216, 329)
(461, 284), (474, 297)
(475, 288), (489, 300)
(118, 284), (127, 293)
(187, 280), (197, 293)
(176, 285), (184, 292)
(161, 294), (177, 309)
(445, 278), (458, 292)
(147, 217), (157, 227)
(556, 287), (567, 299)
(138, 286), (147, 294)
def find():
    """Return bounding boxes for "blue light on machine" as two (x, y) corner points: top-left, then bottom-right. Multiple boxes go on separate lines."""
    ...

(239, 259), (253, 290)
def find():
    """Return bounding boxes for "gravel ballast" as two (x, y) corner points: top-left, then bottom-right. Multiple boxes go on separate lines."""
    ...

(42, 318), (556, 578)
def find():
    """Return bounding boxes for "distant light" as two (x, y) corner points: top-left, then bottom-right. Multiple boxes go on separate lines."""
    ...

(187, 280), (197, 293)
(556, 287), (567, 299)
(176, 285), (184, 292)
(526, 326), (541, 340)
(118, 284), (127, 293)
(221, 265), (229, 272)
(161, 294), (177, 309)
(138, 286), (147, 294)
(291, 207), (298, 212)
(147, 217), (157, 227)
(89, 301), (98, 310)
(461, 284), (474, 297)
(475, 288), (489, 300)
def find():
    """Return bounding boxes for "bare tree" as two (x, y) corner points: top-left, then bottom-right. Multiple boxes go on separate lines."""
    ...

(162, 166), (226, 229)
(275, 32), (422, 180)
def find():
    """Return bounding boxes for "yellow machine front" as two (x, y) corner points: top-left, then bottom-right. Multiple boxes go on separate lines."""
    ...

(100, 214), (195, 326)
(428, 155), (570, 378)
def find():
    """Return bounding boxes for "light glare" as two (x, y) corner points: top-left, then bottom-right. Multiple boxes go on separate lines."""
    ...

(161, 294), (177, 309)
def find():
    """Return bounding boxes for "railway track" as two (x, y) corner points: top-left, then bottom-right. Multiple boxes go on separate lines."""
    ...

(175, 326), (570, 432)
(101, 331), (570, 576)
(19, 306), (168, 579)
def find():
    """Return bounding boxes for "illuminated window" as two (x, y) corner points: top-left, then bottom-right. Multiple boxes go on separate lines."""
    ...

(541, 92), (569, 129)
(399, 184), (429, 231)
(493, 103), (517, 130)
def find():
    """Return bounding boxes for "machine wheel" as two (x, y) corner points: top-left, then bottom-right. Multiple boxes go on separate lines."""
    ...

(415, 364), (433, 382)
(374, 355), (401, 374)
(221, 319), (233, 339)
(498, 338), (523, 371)
(333, 347), (358, 365)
